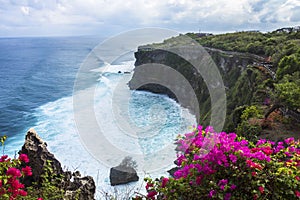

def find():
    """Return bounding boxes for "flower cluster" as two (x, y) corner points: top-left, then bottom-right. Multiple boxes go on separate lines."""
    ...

(0, 153), (42, 200)
(135, 125), (300, 199)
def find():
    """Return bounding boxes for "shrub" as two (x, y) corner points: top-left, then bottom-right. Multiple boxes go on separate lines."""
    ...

(236, 105), (263, 142)
(22, 160), (66, 200)
(0, 135), (65, 200)
(134, 125), (300, 199)
(0, 135), (41, 200)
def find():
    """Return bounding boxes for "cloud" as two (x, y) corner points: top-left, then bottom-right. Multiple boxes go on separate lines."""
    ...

(20, 6), (30, 15)
(0, 0), (299, 37)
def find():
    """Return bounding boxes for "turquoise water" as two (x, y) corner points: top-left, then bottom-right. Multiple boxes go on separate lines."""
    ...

(0, 36), (196, 196)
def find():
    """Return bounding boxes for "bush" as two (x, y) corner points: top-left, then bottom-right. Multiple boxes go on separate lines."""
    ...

(22, 160), (66, 200)
(236, 105), (263, 142)
(0, 135), (42, 200)
(0, 135), (65, 200)
(134, 125), (300, 199)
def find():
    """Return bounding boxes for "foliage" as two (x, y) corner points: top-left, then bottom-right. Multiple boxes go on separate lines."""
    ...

(239, 105), (263, 122)
(274, 71), (300, 111)
(236, 106), (263, 142)
(22, 160), (66, 200)
(277, 52), (300, 80)
(0, 135), (67, 200)
(0, 135), (42, 200)
(134, 125), (300, 200)
(190, 28), (300, 64)
(147, 27), (299, 132)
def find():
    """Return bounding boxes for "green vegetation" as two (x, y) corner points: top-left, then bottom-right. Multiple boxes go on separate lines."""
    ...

(22, 160), (66, 200)
(186, 27), (300, 138)
(187, 27), (300, 64)
(137, 27), (300, 140)
(236, 105), (263, 142)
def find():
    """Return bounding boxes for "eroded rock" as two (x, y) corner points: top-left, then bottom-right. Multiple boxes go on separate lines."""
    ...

(19, 128), (96, 200)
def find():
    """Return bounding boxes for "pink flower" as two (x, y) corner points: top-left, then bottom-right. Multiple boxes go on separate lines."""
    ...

(18, 190), (27, 196)
(22, 166), (32, 176)
(246, 160), (263, 170)
(224, 193), (231, 200)
(145, 182), (153, 190)
(0, 155), (8, 162)
(6, 168), (22, 178)
(284, 137), (294, 145)
(230, 184), (236, 190)
(196, 176), (202, 185)
(147, 190), (157, 199)
(19, 154), (29, 163)
(205, 126), (214, 133)
(262, 146), (273, 155)
(229, 154), (237, 163)
(218, 179), (228, 190)
(296, 176), (300, 181)
(37, 198), (43, 200)
(288, 146), (295, 153)
(256, 139), (266, 146)
(9, 178), (24, 189)
(161, 177), (168, 188)
(259, 186), (264, 194)
(253, 194), (258, 200)
(295, 190), (300, 197)
(208, 190), (216, 198)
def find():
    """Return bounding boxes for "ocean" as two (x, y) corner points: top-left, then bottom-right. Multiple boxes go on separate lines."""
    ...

(0, 36), (196, 197)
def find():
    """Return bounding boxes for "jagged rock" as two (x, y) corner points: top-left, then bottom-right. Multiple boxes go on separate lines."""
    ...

(19, 128), (96, 200)
(109, 165), (139, 186)
(65, 175), (96, 200)
(19, 128), (63, 186)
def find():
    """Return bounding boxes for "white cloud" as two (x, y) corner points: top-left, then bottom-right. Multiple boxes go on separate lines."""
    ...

(20, 6), (30, 15)
(0, 0), (299, 36)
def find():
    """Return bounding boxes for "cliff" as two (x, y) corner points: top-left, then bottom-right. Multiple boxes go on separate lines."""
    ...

(129, 40), (270, 131)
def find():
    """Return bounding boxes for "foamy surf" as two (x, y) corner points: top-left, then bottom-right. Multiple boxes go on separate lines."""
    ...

(6, 60), (196, 198)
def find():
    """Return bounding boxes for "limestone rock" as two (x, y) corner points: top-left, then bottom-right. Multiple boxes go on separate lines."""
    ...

(19, 128), (96, 200)
(64, 174), (96, 200)
(19, 128), (63, 186)
(109, 165), (139, 186)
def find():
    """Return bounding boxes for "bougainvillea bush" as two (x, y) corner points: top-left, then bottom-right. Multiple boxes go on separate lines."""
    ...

(134, 126), (300, 200)
(0, 135), (43, 200)
(0, 153), (38, 200)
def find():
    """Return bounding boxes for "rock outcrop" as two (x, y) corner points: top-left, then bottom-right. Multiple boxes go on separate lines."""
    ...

(129, 42), (267, 131)
(109, 156), (139, 186)
(109, 165), (139, 186)
(19, 128), (96, 200)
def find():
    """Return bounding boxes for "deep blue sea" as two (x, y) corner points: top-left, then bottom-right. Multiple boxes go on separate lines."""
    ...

(0, 36), (196, 196)
(0, 36), (98, 139)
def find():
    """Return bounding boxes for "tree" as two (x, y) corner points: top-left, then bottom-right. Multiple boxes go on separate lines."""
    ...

(274, 72), (300, 111)
(276, 53), (300, 80)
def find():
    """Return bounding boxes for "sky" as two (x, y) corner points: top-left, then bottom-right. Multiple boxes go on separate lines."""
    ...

(1, 0), (300, 37)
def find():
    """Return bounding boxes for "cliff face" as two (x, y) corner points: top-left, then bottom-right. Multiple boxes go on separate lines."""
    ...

(129, 46), (267, 130)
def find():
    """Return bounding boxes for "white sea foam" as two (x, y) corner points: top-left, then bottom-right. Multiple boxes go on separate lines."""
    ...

(90, 61), (135, 74)
(8, 61), (196, 198)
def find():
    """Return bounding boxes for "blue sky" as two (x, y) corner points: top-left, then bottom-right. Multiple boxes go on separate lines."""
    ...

(1, 0), (300, 37)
